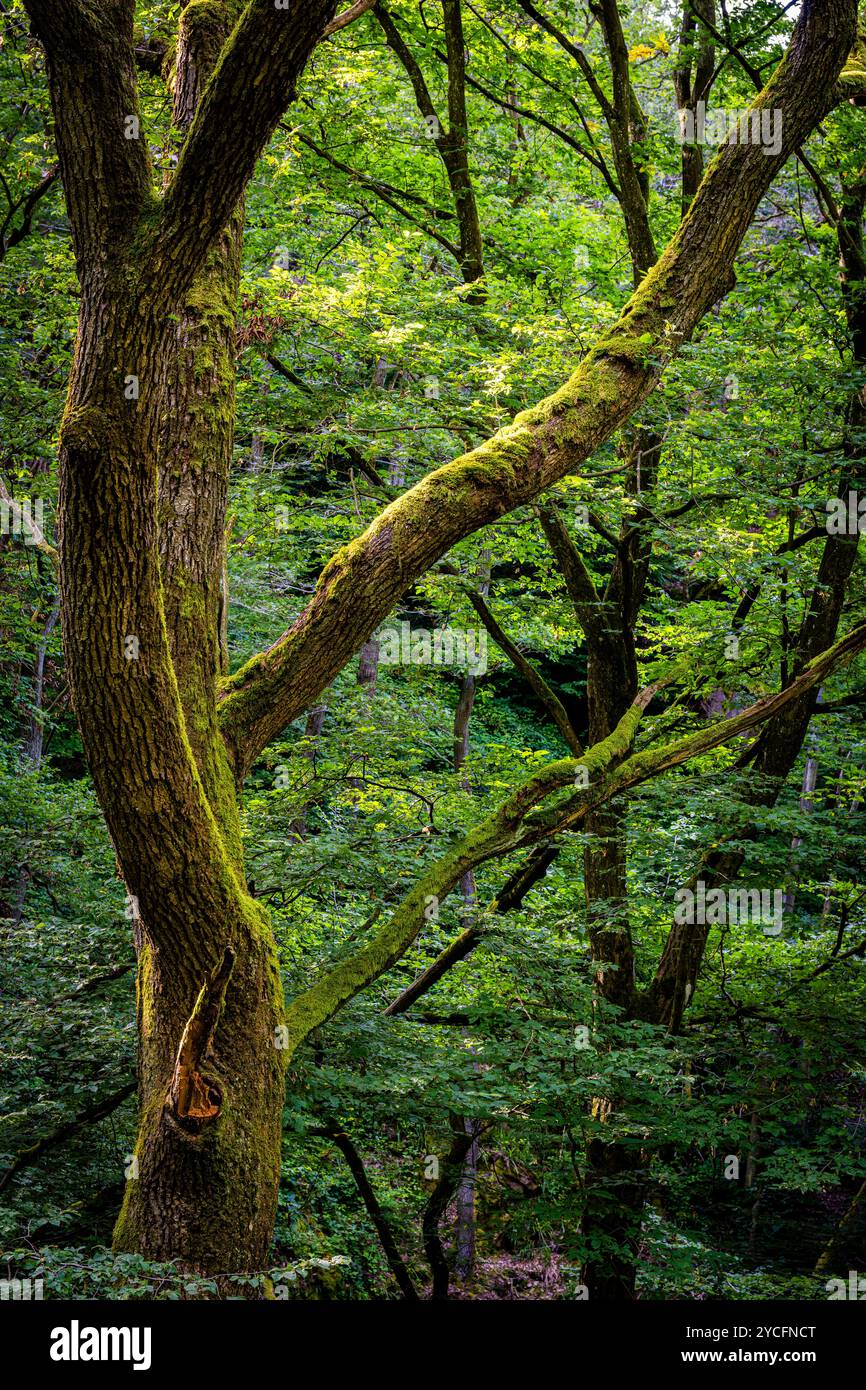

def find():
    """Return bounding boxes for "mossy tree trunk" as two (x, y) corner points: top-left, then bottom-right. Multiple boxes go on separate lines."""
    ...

(114, 0), (281, 1273)
(27, 0), (337, 1277)
(24, 0), (859, 1286)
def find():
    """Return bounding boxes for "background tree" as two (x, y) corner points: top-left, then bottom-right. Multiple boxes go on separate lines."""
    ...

(1, 0), (864, 1300)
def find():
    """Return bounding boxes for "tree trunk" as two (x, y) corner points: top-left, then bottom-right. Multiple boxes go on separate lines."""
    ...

(23, 0), (858, 1287)
(581, 1138), (644, 1300)
(25, 0), (336, 1279)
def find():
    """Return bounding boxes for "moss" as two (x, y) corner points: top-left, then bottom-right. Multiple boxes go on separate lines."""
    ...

(192, 342), (216, 377)
(184, 275), (236, 334)
(179, 0), (241, 71)
(59, 405), (110, 452)
(137, 940), (155, 1041)
(592, 332), (657, 367)
(281, 696), (653, 1053)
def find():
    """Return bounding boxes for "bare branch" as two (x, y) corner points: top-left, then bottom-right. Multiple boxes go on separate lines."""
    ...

(0, 163), (59, 262)
(466, 589), (583, 755)
(324, 0), (378, 36)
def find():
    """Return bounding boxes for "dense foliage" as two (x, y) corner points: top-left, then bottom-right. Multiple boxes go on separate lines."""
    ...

(0, 0), (864, 1300)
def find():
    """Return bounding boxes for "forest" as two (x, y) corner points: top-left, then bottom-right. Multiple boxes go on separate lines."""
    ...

(0, 0), (865, 1312)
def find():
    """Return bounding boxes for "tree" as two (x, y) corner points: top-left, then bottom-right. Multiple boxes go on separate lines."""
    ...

(19, 0), (862, 1285)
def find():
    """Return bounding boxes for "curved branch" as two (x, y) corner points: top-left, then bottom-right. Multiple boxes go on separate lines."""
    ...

(466, 590), (583, 756)
(0, 478), (58, 568)
(537, 503), (603, 640)
(281, 616), (866, 1054)
(296, 132), (463, 260)
(218, 0), (856, 779)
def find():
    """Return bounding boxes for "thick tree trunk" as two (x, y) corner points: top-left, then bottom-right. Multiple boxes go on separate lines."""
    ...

(27, 0), (336, 1280)
(24, 0), (859, 1288)
(56, 275), (289, 1275)
(113, 931), (285, 1273)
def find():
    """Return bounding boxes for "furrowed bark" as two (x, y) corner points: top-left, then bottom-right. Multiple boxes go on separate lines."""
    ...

(112, 0), (334, 1274)
(23, 0), (152, 276)
(26, 0), (334, 1278)
(149, 0), (337, 303)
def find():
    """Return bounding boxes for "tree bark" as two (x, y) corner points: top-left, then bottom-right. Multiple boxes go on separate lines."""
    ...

(24, 0), (860, 1283)
(25, 0), (336, 1278)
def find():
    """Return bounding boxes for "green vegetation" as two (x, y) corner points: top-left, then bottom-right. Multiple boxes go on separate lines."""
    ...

(0, 0), (864, 1303)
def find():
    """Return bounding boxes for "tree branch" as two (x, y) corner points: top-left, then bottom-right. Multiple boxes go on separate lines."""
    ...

(0, 1081), (136, 1195)
(313, 1119), (420, 1298)
(217, 0), (857, 779)
(281, 616), (866, 1054)
(324, 0), (378, 37)
(0, 163), (59, 262)
(152, 0), (337, 302)
(296, 132), (463, 260)
(384, 845), (558, 1016)
(466, 590), (583, 756)
(423, 1119), (480, 1298)
(23, 0), (152, 271)
(537, 503), (604, 639)
(0, 477), (58, 568)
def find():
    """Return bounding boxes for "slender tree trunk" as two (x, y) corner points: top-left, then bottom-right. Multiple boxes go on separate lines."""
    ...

(455, 1116), (480, 1280)
(22, 597), (60, 767)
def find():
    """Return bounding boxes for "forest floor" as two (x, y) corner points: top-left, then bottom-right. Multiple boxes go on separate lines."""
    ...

(451, 1252), (567, 1300)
